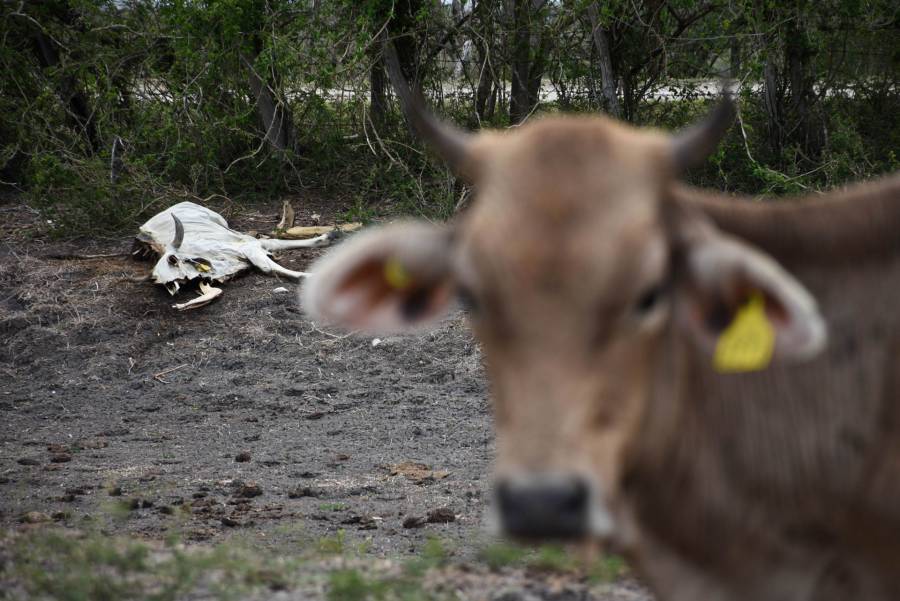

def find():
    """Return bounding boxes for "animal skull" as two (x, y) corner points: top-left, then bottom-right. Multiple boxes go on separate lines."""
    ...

(133, 201), (337, 310)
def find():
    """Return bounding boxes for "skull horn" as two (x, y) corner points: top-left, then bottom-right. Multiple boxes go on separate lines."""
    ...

(671, 87), (736, 172)
(171, 214), (184, 249)
(382, 38), (474, 179)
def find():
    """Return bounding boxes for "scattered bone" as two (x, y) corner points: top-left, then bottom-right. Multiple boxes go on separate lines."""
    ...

(275, 199), (295, 231)
(277, 223), (362, 239)
(172, 281), (223, 311)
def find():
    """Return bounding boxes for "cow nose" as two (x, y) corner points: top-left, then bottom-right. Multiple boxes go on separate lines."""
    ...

(495, 474), (591, 540)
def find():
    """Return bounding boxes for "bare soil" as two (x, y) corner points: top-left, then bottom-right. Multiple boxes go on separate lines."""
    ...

(0, 199), (652, 600)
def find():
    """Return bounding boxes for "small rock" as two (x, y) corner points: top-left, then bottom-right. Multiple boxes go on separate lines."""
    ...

(426, 508), (456, 524)
(47, 444), (70, 454)
(125, 497), (154, 510)
(97, 428), (129, 437)
(108, 486), (123, 496)
(293, 471), (320, 479)
(65, 486), (87, 496)
(402, 516), (426, 529)
(20, 511), (51, 524)
(389, 462), (450, 484)
(287, 486), (320, 499)
(235, 451), (252, 463)
(76, 438), (108, 450)
(191, 497), (214, 510)
(358, 515), (378, 530)
(50, 453), (72, 463)
(492, 590), (543, 601)
(51, 511), (70, 521)
(221, 515), (241, 527)
(192, 491), (208, 499)
(158, 505), (175, 515)
(0, 477), (10, 484)
(17, 457), (40, 466)
(234, 482), (263, 498)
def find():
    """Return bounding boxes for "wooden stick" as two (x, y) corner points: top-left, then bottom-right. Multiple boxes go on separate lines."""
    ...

(275, 223), (363, 239)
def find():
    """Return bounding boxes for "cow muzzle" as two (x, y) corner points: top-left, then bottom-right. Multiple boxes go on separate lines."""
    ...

(494, 473), (614, 541)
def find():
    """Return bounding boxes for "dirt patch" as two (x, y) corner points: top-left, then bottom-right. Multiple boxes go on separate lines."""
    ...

(0, 200), (652, 600)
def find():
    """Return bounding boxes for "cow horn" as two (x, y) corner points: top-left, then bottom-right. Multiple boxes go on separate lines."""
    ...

(671, 87), (736, 172)
(171, 214), (184, 249)
(382, 38), (474, 178)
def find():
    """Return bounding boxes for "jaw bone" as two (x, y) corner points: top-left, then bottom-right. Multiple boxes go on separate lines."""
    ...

(172, 282), (224, 311)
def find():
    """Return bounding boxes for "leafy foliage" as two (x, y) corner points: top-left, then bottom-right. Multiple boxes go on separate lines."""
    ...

(1, 0), (897, 236)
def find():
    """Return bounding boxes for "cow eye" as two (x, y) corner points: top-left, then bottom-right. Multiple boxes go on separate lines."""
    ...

(634, 282), (667, 315)
(167, 255), (179, 266)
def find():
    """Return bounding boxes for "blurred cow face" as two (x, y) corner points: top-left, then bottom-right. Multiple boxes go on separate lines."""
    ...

(302, 101), (825, 546)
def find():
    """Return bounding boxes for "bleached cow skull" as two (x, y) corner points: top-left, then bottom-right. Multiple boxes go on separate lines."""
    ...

(133, 201), (337, 310)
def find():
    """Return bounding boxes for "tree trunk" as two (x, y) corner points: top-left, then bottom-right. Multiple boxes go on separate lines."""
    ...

(586, 3), (620, 118)
(508, 0), (547, 124)
(763, 51), (782, 157)
(508, 0), (531, 123)
(475, 42), (495, 122)
(392, 0), (423, 84)
(241, 50), (294, 152)
(473, 0), (497, 123)
(785, 17), (822, 158)
(370, 50), (388, 126)
(369, 0), (422, 126)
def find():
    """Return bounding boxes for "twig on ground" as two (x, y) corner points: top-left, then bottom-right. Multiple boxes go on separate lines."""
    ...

(46, 252), (129, 260)
(153, 364), (188, 383)
(311, 324), (357, 340)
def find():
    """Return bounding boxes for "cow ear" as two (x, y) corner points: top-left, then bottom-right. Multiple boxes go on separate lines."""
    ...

(673, 213), (827, 366)
(301, 221), (456, 333)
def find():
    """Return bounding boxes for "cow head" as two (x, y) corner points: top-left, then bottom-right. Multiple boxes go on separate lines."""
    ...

(302, 97), (826, 547)
(146, 214), (215, 295)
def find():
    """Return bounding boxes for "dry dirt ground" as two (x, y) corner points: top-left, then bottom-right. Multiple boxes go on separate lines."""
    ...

(0, 199), (652, 601)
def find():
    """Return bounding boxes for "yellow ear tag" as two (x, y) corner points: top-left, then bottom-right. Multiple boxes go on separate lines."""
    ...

(713, 292), (775, 373)
(383, 258), (412, 290)
(196, 262), (211, 273)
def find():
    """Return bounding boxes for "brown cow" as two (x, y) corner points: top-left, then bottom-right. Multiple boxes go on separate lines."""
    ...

(301, 94), (900, 600)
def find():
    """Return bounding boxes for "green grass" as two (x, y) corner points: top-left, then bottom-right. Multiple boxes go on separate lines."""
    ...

(1, 528), (298, 601)
(1, 525), (627, 601)
(326, 537), (450, 601)
(477, 541), (626, 582)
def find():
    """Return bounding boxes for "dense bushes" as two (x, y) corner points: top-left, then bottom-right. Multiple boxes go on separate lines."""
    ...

(1, 1), (897, 236)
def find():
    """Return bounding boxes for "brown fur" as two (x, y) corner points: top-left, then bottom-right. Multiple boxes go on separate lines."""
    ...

(458, 116), (900, 600)
(306, 109), (900, 601)
(669, 174), (900, 264)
